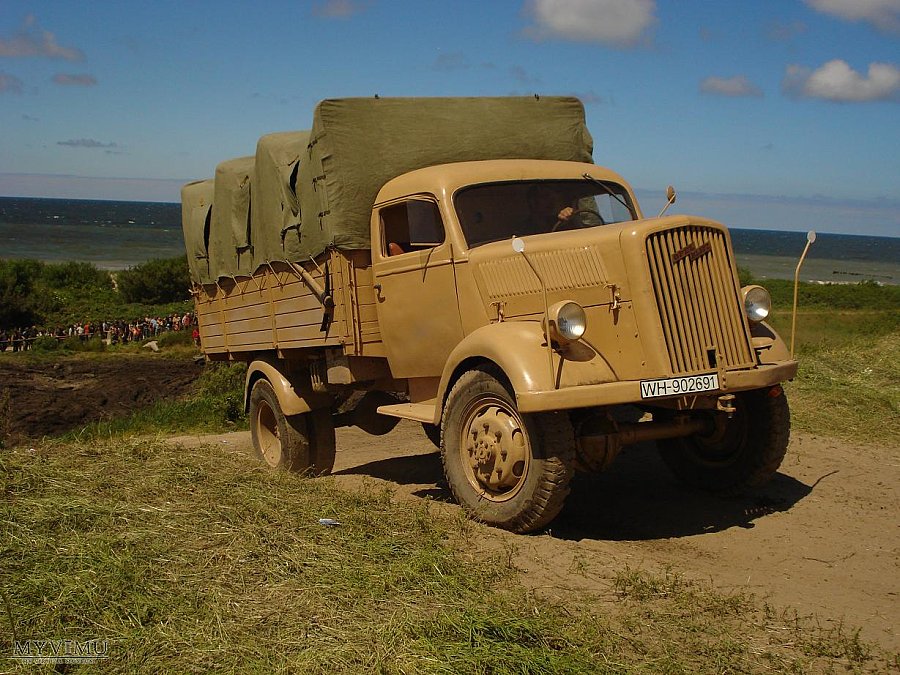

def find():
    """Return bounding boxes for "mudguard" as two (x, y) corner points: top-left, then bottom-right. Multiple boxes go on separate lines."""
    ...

(244, 359), (331, 416)
(750, 321), (792, 364)
(434, 321), (617, 421)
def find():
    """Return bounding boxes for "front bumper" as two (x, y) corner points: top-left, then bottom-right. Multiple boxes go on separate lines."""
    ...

(516, 361), (798, 413)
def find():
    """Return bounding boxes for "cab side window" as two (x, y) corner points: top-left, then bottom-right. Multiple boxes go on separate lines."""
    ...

(380, 200), (444, 257)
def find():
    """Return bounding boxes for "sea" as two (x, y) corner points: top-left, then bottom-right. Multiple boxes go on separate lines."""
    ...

(1, 196), (898, 284)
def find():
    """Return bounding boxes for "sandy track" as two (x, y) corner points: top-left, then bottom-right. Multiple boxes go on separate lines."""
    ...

(170, 421), (899, 651)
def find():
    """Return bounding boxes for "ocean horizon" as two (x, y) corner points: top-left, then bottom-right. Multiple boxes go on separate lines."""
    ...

(1, 196), (897, 284)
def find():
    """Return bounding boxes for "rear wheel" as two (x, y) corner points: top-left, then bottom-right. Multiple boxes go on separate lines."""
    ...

(657, 387), (790, 494)
(249, 379), (335, 475)
(441, 367), (575, 533)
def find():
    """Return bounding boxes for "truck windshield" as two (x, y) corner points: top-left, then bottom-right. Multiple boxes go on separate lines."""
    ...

(454, 179), (635, 248)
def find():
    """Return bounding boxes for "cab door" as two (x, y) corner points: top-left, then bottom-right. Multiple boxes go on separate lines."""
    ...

(372, 197), (464, 378)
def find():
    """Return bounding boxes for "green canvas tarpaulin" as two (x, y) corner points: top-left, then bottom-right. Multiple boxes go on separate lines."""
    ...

(294, 96), (593, 260)
(180, 179), (214, 285)
(211, 156), (254, 280)
(183, 96), (594, 281)
(251, 130), (310, 265)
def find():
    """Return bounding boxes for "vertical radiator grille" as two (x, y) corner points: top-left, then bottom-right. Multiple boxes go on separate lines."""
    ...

(646, 226), (754, 375)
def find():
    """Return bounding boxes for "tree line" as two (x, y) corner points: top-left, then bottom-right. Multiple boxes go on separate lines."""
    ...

(0, 255), (191, 329)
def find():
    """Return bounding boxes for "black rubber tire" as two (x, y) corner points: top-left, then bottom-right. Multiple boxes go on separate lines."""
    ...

(441, 367), (575, 533)
(422, 422), (441, 449)
(657, 387), (790, 495)
(249, 379), (311, 472)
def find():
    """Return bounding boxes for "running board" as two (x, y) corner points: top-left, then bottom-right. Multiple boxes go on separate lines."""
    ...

(376, 402), (436, 424)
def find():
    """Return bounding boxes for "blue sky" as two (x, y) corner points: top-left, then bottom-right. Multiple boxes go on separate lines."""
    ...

(0, 0), (898, 236)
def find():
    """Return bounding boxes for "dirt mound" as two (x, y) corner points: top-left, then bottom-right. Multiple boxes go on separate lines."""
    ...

(0, 355), (203, 441)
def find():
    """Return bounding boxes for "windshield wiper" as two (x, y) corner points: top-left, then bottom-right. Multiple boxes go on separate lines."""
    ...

(582, 173), (635, 218)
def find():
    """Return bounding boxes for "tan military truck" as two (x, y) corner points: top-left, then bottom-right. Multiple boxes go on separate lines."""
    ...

(181, 97), (796, 533)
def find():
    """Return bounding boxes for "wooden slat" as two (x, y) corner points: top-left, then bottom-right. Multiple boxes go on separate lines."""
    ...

(228, 329), (277, 347)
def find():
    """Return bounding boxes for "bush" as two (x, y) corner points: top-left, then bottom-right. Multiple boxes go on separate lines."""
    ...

(0, 259), (44, 326)
(30, 335), (61, 352)
(61, 336), (106, 352)
(195, 362), (247, 424)
(42, 261), (113, 291)
(757, 277), (900, 311)
(117, 256), (191, 305)
(157, 329), (193, 348)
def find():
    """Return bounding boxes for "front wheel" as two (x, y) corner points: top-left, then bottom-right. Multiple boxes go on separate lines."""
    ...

(441, 367), (575, 533)
(657, 386), (790, 495)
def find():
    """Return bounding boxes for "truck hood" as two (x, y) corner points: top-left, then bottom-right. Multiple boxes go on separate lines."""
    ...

(465, 214), (727, 318)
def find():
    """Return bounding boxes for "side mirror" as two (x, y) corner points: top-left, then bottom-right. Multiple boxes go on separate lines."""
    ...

(657, 185), (677, 218)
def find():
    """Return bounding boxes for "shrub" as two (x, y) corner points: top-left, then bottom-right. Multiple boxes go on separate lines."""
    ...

(117, 256), (191, 305)
(191, 362), (247, 424)
(61, 336), (106, 352)
(42, 261), (113, 291)
(157, 329), (193, 348)
(0, 259), (44, 326)
(30, 335), (61, 352)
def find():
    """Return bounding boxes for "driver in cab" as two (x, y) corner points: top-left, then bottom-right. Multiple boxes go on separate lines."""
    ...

(520, 185), (576, 236)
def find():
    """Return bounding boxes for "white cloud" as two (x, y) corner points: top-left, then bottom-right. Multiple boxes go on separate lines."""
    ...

(524, 0), (657, 47)
(53, 73), (97, 86)
(783, 59), (900, 102)
(0, 16), (84, 60)
(700, 75), (764, 98)
(805, 0), (900, 33)
(0, 71), (24, 94)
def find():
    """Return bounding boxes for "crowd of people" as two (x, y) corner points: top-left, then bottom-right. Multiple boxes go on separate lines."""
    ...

(0, 312), (198, 352)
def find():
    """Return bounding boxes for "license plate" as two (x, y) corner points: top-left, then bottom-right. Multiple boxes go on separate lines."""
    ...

(640, 373), (720, 399)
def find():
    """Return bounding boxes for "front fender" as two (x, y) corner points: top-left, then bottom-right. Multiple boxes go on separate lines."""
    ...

(750, 320), (792, 364)
(435, 321), (617, 420)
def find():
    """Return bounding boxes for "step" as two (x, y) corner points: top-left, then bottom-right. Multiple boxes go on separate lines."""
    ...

(376, 402), (436, 424)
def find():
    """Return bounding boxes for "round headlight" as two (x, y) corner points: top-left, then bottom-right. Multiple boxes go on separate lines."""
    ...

(741, 285), (771, 323)
(548, 301), (587, 344)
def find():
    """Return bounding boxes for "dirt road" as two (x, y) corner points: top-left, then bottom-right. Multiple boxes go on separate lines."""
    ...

(171, 421), (899, 652)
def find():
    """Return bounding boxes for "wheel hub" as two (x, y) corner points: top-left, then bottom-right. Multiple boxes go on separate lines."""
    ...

(255, 401), (282, 467)
(463, 402), (528, 500)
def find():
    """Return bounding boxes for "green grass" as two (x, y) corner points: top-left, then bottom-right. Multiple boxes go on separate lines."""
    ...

(769, 310), (900, 444)
(2, 437), (895, 673)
